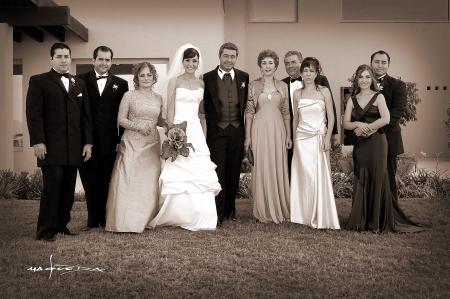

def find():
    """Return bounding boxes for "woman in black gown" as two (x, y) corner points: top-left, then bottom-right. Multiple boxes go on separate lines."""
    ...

(343, 64), (422, 233)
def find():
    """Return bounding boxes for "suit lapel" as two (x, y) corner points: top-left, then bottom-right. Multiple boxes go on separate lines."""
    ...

(235, 70), (245, 115)
(282, 77), (293, 118)
(88, 71), (101, 98)
(48, 70), (68, 94)
(207, 67), (221, 114)
(102, 75), (114, 99)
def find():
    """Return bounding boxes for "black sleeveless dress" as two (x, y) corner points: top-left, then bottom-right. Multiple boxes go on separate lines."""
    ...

(345, 93), (423, 233)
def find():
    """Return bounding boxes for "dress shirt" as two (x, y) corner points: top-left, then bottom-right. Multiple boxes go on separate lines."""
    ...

(217, 67), (235, 80)
(289, 78), (303, 108)
(95, 70), (109, 96)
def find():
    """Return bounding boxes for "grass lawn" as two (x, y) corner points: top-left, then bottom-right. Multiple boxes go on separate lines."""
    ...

(0, 198), (449, 298)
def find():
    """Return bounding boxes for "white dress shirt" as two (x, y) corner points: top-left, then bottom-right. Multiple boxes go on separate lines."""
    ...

(217, 67), (235, 80)
(289, 79), (303, 108)
(95, 70), (108, 96)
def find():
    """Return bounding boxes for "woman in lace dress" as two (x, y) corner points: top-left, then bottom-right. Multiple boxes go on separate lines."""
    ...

(149, 45), (221, 231)
(244, 49), (292, 223)
(105, 62), (165, 233)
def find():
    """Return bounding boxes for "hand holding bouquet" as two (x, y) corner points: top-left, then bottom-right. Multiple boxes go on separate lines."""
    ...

(161, 121), (195, 162)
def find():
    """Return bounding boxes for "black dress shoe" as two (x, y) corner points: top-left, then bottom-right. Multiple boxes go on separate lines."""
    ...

(59, 228), (78, 236)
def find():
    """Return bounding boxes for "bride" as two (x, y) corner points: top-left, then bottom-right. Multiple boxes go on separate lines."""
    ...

(149, 44), (221, 231)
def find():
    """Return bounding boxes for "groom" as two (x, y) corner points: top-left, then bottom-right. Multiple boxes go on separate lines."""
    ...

(203, 42), (249, 224)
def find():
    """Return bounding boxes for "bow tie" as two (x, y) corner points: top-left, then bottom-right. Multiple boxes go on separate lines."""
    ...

(290, 77), (302, 83)
(60, 73), (70, 79)
(96, 75), (108, 80)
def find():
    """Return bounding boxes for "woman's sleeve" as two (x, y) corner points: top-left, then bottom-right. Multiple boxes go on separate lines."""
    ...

(117, 92), (145, 132)
(244, 81), (256, 118)
(280, 83), (291, 120)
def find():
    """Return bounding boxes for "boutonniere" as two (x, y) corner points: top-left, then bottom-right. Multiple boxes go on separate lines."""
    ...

(112, 84), (118, 91)
(70, 78), (76, 86)
(377, 83), (383, 91)
(240, 82), (246, 88)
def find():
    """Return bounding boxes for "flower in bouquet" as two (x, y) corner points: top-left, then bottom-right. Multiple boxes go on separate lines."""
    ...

(161, 121), (195, 161)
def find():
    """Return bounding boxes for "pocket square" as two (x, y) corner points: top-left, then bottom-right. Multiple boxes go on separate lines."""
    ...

(77, 93), (83, 97)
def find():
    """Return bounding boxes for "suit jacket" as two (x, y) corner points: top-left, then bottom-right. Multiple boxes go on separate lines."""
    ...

(77, 71), (129, 155)
(26, 69), (93, 166)
(282, 75), (338, 134)
(203, 66), (249, 140)
(380, 74), (407, 156)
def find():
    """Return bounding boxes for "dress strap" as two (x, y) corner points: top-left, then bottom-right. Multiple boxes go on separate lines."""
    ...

(353, 92), (379, 121)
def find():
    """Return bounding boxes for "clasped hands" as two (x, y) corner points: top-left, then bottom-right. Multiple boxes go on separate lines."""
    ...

(33, 143), (92, 162)
(354, 122), (375, 138)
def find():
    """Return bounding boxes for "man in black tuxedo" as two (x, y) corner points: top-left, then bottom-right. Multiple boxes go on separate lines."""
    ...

(282, 51), (338, 179)
(26, 43), (93, 241)
(203, 42), (249, 224)
(370, 50), (407, 204)
(77, 46), (129, 229)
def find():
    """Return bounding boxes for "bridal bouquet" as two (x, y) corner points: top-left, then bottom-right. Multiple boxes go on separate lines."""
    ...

(161, 121), (195, 162)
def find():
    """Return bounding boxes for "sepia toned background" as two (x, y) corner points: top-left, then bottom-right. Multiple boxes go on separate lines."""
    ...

(1, 0), (449, 173)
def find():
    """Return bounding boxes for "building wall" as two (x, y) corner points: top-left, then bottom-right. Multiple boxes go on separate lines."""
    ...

(10, 0), (450, 173)
(13, 0), (225, 172)
(225, 0), (450, 158)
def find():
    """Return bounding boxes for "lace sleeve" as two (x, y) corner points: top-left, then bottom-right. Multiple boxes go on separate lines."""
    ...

(244, 81), (256, 118)
(280, 83), (290, 120)
(156, 94), (167, 127)
(117, 92), (146, 132)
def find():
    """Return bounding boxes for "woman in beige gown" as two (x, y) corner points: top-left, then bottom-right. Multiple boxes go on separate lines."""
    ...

(105, 62), (165, 233)
(244, 49), (292, 223)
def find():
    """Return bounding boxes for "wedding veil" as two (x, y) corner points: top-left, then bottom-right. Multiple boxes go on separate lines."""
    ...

(158, 43), (203, 118)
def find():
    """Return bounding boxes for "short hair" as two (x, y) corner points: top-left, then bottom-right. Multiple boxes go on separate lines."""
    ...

(219, 42), (239, 56)
(257, 49), (279, 68)
(183, 48), (200, 60)
(132, 62), (158, 89)
(50, 43), (71, 58)
(350, 64), (379, 96)
(370, 50), (391, 63)
(93, 46), (114, 59)
(300, 57), (322, 87)
(284, 50), (303, 62)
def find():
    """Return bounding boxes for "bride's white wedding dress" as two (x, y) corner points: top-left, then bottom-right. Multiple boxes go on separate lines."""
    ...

(149, 87), (221, 231)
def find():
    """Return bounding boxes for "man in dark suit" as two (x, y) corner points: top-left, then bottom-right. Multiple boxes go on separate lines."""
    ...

(77, 46), (129, 229)
(203, 42), (249, 224)
(370, 50), (407, 204)
(282, 51), (338, 179)
(26, 43), (93, 241)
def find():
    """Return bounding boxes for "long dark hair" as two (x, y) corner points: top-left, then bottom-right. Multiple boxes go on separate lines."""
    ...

(349, 64), (379, 97)
(300, 57), (322, 87)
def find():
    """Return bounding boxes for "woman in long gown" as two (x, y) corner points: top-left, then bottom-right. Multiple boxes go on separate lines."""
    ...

(105, 62), (165, 233)
(290, 57), (340, 229)
(149, 45), (221, 231)
(343, 64), (422, 232)
(244, 49), (292, 223)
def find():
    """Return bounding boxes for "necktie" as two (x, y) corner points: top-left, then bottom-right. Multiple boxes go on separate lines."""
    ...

(61, 73), (70, 79)
(223, 73), (232, 88)
(96, 75), (108, 80)
(290, 77), (301, 83)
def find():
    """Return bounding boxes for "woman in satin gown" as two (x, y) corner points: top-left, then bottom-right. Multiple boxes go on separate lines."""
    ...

(149, 46), (221, 231)
(105, 62), (165, 233)
(290, 57), (340, 229)
(343, 64), (422, 233)
(244, 49), (292, 223)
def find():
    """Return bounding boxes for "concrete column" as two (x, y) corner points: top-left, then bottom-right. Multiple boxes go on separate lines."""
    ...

(0, 23), (14, 170)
